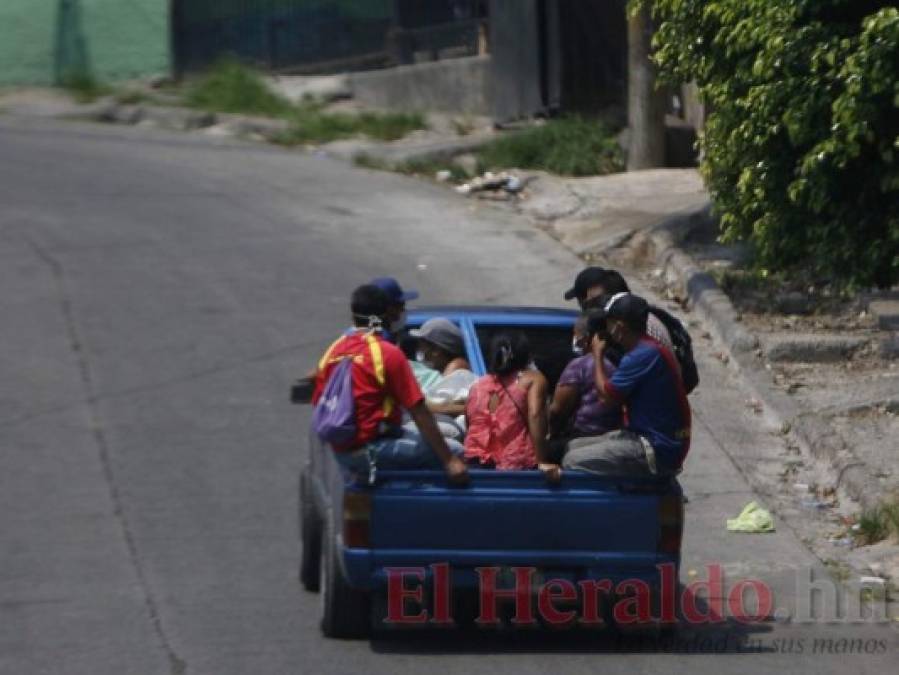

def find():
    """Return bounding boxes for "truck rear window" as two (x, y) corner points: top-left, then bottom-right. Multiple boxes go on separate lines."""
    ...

(474, 325), (575, 392)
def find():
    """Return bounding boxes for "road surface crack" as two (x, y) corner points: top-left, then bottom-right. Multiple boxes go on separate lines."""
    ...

(22, 234), (188, 675)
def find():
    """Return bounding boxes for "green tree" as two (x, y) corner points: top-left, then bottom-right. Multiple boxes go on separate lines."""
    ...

(635, 0), (899, 288)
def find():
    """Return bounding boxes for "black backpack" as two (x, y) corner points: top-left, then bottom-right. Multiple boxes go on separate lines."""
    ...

(649, 306), (699, 394)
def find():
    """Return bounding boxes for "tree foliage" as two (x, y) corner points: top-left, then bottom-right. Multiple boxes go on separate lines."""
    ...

(636, 0), (899, 288)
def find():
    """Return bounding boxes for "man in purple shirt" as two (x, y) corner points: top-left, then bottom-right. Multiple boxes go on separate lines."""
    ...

(550, 315), (622, 440)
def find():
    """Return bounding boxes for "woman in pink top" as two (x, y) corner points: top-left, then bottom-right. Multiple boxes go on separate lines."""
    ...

(464, 333), (561, 481)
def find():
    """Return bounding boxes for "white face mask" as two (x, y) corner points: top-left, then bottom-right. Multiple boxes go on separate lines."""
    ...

(572, 338), (584, 356)
(390, 310), (407, 334)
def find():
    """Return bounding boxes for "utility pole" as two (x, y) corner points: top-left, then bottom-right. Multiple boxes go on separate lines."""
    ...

(627, 3), (666, 170)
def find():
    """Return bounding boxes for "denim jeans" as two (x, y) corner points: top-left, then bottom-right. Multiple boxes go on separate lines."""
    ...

(335, 428), (464, 473)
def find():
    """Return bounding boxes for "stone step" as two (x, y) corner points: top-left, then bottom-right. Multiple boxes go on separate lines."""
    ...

(763, 333), (868, 363)
(868, 299), (899, 330)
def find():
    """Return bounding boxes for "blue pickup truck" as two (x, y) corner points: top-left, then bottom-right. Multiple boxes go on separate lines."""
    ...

(298, 307), (683, 638)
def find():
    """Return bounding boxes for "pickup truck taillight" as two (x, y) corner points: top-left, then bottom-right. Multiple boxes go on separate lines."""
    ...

(657, 494), (684, 555)
(343, 492), (372, 548)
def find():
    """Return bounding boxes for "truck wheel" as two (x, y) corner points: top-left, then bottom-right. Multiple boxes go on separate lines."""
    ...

(299, 471), (322, 592)
(320, 518), (371, 639)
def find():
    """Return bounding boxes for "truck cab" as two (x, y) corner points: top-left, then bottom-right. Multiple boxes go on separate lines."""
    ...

(297, 307), (683, 638)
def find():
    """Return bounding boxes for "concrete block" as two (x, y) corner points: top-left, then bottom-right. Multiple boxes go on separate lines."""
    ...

(764, 334), (868, 362)
(869, 300), (899, 330)
(267, 74), (351, 104)
(103, 104), (143, 125)
(348, 56), (492, 116)
(775, 291), (812, 315)
(880, 333), (899, 360)
(138, 106), (215, 131)
(214, 114), (290, 139)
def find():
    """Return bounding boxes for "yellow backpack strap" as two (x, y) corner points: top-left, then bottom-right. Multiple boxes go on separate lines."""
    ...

(364, 333), (395, 416)
(317, 336), (347, 372)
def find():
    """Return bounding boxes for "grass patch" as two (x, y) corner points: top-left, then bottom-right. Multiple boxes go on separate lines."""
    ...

(60, 72), (110, 103)
(477, 116), (623, 176)
(710, 268), (778, 296)
(854, 498), (899, 546)
(137, 59), (426, 145)
(354, 154), (474, 182)
(185, 59), (294, 118)
(451, 116), (477, 136)
(274, 109), (426, 146)
(395, 157), (472, 181)
(823, 559), (851, 583)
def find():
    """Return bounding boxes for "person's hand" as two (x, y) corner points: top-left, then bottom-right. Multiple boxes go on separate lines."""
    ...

(444, 455), (470, 487)
(538, 462), (562, 484)
(591, 334), (606, 359)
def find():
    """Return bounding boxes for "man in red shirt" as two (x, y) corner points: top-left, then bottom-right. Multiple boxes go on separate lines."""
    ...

(312, 285), (468, 485)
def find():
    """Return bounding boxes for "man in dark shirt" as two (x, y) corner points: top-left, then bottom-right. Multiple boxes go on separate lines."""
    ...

(562, 293), (691, 476)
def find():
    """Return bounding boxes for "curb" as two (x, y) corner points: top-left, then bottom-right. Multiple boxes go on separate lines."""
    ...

(328, 133), (494, 166)
(628, 206), (881, 510)
(25, 98), (497, 167)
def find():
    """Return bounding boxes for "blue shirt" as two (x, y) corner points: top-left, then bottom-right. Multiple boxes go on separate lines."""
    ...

(605, 337), (691, 471)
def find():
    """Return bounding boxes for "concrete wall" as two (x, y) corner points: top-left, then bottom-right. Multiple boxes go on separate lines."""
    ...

(348, 55), (492, 116)
(0, 0), (170, 86)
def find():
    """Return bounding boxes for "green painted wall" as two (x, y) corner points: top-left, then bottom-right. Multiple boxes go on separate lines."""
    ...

(0, 0), (170, 86)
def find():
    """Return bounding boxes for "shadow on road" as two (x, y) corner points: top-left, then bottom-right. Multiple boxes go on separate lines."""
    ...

(369, 619), (776, 655)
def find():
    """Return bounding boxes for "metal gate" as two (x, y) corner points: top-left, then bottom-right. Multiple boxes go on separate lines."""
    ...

(172, 0), (488, 75)
(489, 0), (627, 122)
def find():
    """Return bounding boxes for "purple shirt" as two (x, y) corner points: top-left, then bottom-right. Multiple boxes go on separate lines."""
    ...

(557, 355), (622, 437)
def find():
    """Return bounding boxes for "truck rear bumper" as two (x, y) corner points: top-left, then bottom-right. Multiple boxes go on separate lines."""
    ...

(342, 545), (679, 591)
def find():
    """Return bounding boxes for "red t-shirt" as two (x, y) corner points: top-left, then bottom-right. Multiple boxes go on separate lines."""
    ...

(312, 331), (423, 450)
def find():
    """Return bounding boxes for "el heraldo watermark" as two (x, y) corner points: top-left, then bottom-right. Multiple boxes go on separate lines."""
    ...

(382, 563), (895, 629)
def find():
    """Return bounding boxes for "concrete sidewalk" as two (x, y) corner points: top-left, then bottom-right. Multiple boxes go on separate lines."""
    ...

(515, 168), (708, 255)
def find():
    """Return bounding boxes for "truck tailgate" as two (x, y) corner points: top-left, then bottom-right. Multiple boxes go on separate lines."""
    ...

(367, 470), (677, 570)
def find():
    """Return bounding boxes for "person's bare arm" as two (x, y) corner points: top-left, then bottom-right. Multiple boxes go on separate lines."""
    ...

(427, 400), (467, 417)
(549, 384), (578, 436)
(408, 401), (469, 486)
(443, 358), (471, 376)
(592, 336), (616, 406)
(526, 373), (560, 483)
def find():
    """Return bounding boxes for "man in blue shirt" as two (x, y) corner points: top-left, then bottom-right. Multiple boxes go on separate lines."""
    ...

(562, 293), (691, 476)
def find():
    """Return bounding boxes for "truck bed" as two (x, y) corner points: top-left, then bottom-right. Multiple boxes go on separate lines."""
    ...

(340, 469), (682, 590)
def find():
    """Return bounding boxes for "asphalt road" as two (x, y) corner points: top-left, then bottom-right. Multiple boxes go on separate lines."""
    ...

(1, 118), (895, 675)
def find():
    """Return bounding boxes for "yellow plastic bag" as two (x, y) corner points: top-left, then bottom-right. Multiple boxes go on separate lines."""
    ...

(726, 501), (775, 533)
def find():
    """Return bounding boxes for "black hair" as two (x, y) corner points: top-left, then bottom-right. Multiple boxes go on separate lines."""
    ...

(398, 334), (418, 360)
(350, 284), (389, 327)
(488, 332), (531, 375)
(620, 308), (649, 334)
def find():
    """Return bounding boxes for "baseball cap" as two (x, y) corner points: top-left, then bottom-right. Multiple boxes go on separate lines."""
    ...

(409, 318), (464, 356)
(563, 266), (606, 301)
(370, 277), (419, 305)
(599, 292), (649, 323)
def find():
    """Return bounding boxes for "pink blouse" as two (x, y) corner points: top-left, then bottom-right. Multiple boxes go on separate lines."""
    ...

(464, 372), (537, 470)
